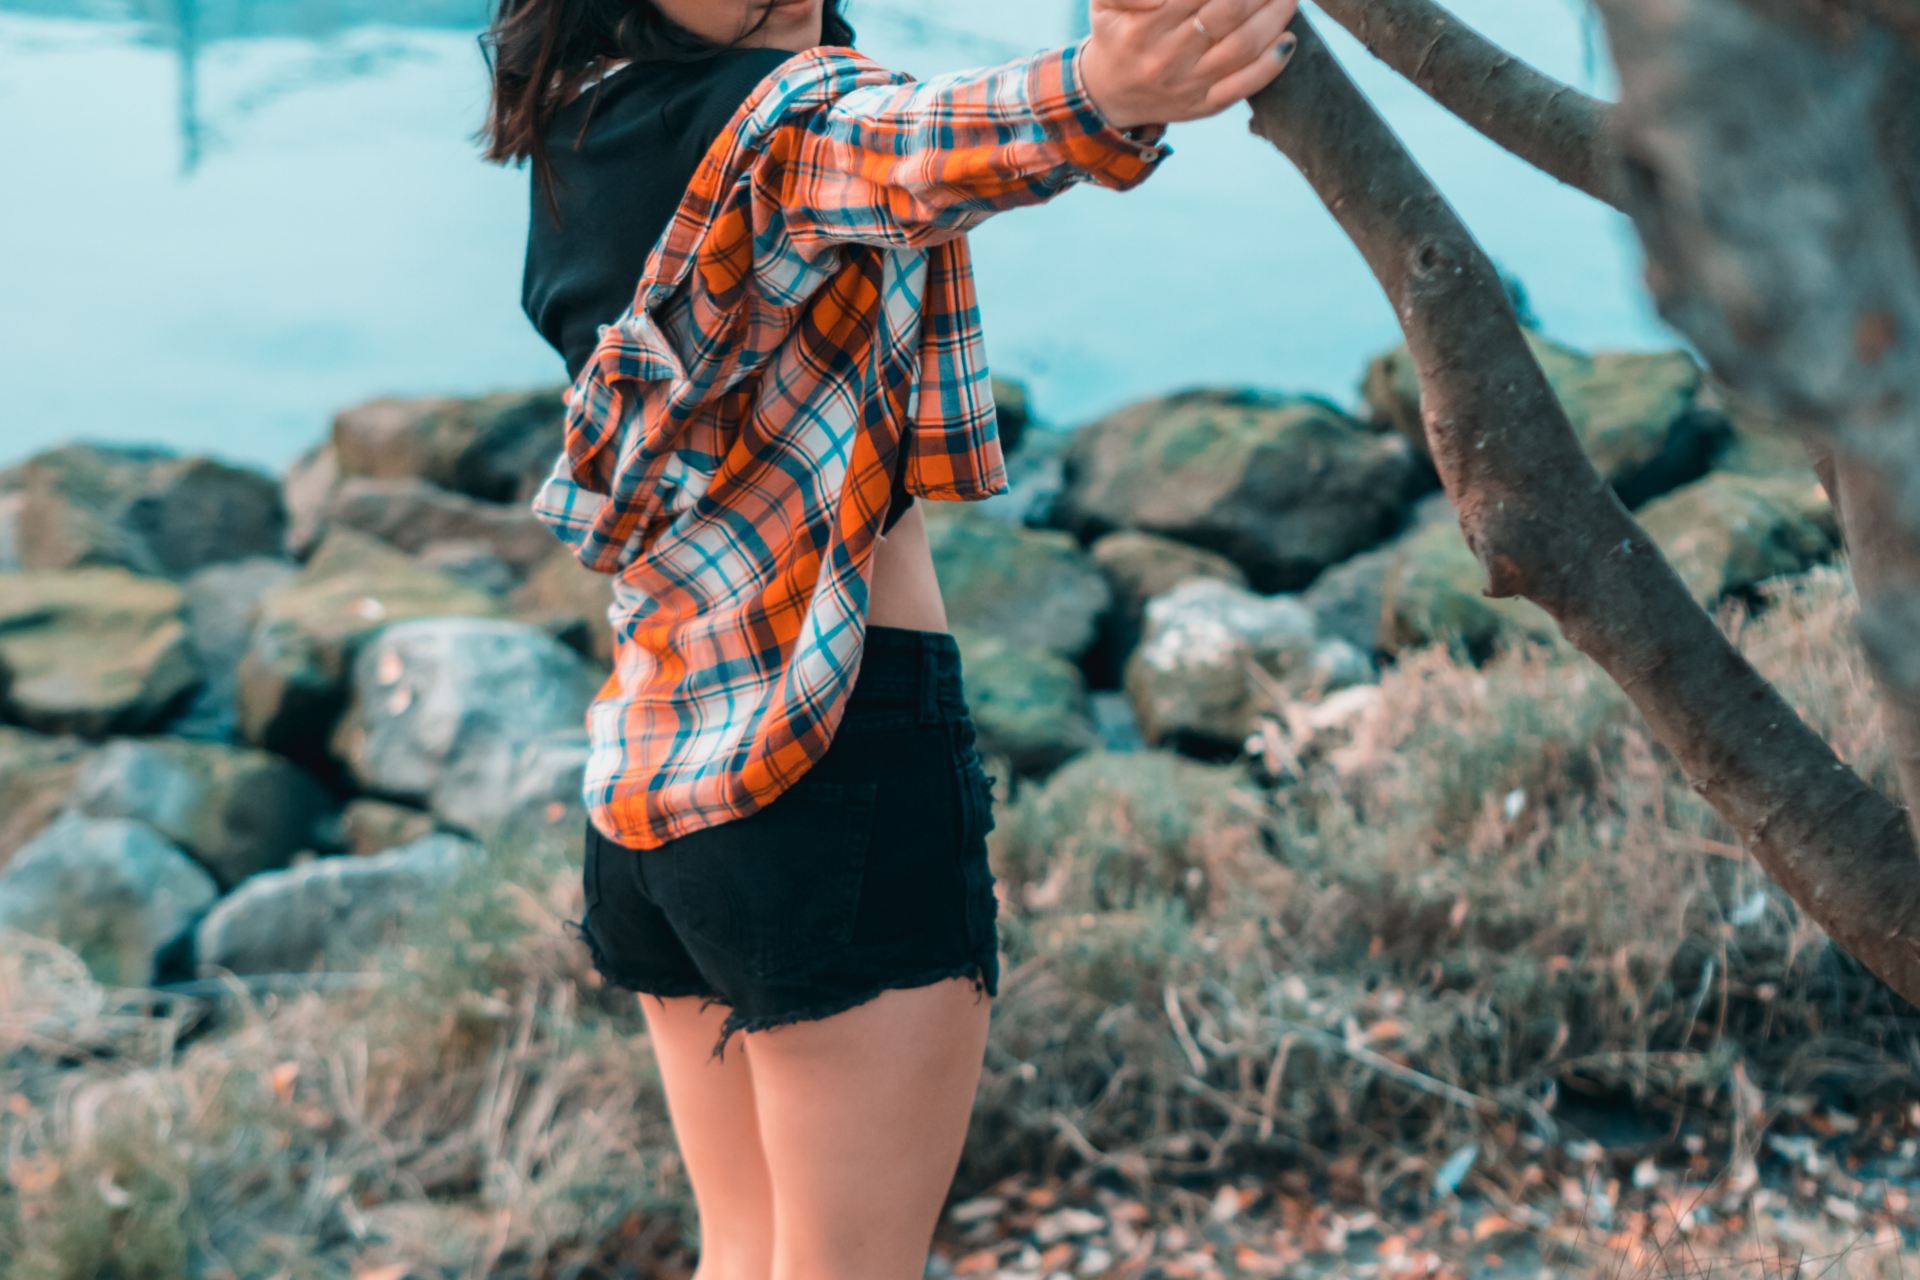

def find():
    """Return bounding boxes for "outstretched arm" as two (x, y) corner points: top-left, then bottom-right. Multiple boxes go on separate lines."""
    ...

(772, 0), (1301, 252)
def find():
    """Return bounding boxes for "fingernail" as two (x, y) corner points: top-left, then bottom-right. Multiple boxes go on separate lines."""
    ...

(1275, 33), (1298, 64)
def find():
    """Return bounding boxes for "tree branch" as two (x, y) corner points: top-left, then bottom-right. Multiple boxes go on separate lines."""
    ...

(1311, 0), (1623, 208)
(1247, 15), (1920, 1002)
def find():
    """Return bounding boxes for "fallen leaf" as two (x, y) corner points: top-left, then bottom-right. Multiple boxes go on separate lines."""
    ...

(271, 1061), (300, 1103)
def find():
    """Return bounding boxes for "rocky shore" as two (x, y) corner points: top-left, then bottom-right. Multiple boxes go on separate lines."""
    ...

(0, 331), (1836, 992)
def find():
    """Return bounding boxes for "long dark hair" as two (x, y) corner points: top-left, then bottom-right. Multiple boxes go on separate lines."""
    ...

(477, 1), (856, 216)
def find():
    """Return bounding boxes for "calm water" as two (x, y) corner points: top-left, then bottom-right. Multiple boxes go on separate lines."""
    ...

(0, 0), (1663, 473)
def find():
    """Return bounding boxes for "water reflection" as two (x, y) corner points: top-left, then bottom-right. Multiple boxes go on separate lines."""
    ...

(1, 0), (1662, 473)
(5, 0), (485, 173)
(14, 0), (1069, 175)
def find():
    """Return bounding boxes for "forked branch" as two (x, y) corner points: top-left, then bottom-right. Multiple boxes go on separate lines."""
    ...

(1245, 15), (1920, 1002)
(1311, 0), (1622, 207)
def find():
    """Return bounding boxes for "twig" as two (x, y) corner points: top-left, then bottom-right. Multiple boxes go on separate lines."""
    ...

(1163, 982), (1209, 1076)
(1274, 1019), (1499, 1116)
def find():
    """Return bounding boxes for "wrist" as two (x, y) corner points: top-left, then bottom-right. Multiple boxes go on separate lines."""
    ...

(1076, 35), (1149, 132)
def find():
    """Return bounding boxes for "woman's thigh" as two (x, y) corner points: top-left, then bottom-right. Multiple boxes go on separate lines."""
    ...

(635, 993), (776, 1271)
(744, 974), (992, 1280)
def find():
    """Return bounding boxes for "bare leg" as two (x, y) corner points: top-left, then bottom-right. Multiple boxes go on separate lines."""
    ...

(744, 976), (993, 1280)
(637, 994), (776, 1280)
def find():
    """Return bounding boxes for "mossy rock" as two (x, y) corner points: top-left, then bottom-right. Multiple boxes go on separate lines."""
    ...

(10, 442), (286, 576)
(952, 628), (1099, 776)
(1638, 472), (1839, 605)
(511, 548), (618, 668)
(0, 569), (201, 736)
(1363, 336), (1729, 507)
(927, 506), (1110, 661)
(994, 750), (1282, 922)
(990, 375), (1032, 454)
(1377, 521), (1562, 662)
(1056, 389), (1422, 592)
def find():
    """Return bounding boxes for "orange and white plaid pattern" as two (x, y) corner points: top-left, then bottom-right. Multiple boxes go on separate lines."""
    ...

(530, 38), (1169, 849)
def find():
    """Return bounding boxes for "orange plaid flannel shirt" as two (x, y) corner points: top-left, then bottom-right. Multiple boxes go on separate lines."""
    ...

(529, 38), (1170, 849)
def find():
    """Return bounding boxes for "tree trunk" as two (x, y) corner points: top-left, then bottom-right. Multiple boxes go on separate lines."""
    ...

(1590, 0), (1920, 851)
(1245, 15), (1920, 1001)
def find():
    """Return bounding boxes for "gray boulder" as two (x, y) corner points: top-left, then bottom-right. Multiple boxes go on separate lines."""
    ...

(1089, 529), (1248, 676)
(926, 506), (1111, 661)
(0, 813), (217, 986)
(336, 798), (442, 857)
(321, 476), (557, 582)
(0, 726), (93, 872)
(0, 569), (201, 736)
(1124, 578), (1371, 754)
(235, 528), (504, 759)
(430, 731), (591, 845)
(1055, 389), (1421, 591)
(329, 387), (569, 505)
(167, 555), (301, 741)
(69, 738), (337, 888)
(194, 834), (479, 976)
(989, 375), (1033, 455)
(9, 442), (286, 576)
(973, 414), (1064, 528)
(330, 617), (599, 832)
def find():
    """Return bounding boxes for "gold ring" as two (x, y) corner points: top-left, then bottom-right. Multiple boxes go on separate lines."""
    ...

(1192, 14), (1216, 41)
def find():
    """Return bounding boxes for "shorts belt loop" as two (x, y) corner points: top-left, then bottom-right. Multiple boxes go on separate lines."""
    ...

(918, 633), (940, 724)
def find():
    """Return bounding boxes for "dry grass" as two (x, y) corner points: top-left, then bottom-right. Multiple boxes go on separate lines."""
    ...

(2, 564), (1915, 1277)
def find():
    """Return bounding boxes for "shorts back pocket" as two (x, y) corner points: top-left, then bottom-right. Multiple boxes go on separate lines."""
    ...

(660, 779), (878, 978)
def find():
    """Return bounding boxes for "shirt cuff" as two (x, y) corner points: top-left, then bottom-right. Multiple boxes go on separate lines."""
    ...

(1055, 37), (1174, 190)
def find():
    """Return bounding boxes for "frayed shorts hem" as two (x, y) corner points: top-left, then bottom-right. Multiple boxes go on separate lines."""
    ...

(705, 957), (996, 1064)
(569, 917), (997, 1065)
(567, 915), (717, 1001)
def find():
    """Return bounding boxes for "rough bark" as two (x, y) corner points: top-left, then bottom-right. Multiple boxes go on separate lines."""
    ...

(1246, 16), (1920, 1002)
(1311, 0), (1623, 207)
(1862, 0), (1920, 55)
(1591, 0), (1920, 850)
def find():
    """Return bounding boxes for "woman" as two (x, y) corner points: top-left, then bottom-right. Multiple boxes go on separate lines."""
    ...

(481, 1), (1298, 1274)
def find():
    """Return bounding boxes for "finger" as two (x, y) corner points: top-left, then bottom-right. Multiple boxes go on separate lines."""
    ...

(1188, 0), (1260, 42)
(1193, 0), (1299, 81)
(1117, 0), (1208, 25)
(1201, 31), (1295, 111)
(1205, 0), (1299, 59)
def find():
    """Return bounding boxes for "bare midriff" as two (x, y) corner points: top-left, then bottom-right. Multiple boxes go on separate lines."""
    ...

(865, 501), (952, 634)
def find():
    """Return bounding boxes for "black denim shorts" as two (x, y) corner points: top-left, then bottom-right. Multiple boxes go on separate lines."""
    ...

(572, 624), (1001, 1063)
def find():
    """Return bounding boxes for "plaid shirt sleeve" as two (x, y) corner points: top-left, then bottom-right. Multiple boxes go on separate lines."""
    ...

(769, 36), (1170, 254)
